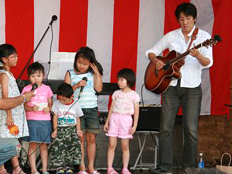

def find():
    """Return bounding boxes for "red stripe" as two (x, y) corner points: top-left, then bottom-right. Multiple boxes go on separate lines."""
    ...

(110, 0), (140, 84)
(108, 0), (140, 109)
(164, 0), (189, 35)
(210, 0), (232, 116)
(59, 0), (88, 52)
(5, 0), (34, 79)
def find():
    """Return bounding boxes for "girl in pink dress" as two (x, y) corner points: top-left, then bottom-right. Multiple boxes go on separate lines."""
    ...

(104, 68), (140, 174)
(22, 62), (53, 174)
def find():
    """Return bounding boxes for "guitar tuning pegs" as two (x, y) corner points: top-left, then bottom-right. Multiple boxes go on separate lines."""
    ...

(214, 35), (222, 41)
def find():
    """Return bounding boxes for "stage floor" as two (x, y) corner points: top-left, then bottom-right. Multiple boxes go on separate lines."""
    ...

(46, 168), (186, 174)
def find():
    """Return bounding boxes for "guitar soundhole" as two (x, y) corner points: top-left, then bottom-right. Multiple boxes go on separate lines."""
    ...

(163, 62), (170, 70)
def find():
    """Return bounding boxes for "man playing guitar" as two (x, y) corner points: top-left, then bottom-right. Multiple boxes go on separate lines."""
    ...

(146, 2), (213, 174)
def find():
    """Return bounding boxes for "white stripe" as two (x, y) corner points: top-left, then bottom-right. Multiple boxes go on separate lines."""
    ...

(34, 0), (60, 76)
(192, 0), (214, 35)
(0, 0), (5, 44)
(192, 0), (214, 115)
(87, 0), (114, 112)
(136, 0), (165, 105)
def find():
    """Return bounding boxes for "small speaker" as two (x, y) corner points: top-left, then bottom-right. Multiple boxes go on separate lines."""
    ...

(136, 107), (161, 131)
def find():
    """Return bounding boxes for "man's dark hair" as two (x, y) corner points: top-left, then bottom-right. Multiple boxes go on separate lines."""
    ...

(175, 2), (197, 20)
(57, 83), (73, 98)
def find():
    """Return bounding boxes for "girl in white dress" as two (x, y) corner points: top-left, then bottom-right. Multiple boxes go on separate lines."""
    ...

(0, 44), (29, 174)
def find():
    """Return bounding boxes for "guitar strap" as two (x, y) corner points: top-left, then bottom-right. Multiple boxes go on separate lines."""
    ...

(178, 27), (199, 65)
(187, 27), (199, 50)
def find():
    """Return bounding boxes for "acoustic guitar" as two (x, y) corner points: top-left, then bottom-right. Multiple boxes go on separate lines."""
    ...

(144, 35), (221, 94)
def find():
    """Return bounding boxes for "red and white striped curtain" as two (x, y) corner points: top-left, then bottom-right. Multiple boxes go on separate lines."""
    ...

(0, 0), (231, 115)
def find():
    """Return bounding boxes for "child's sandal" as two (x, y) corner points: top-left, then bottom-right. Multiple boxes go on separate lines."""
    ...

(42, 172), (49, 174)
(56, 168), (65, 174)
(0, 169), (10, 174)
(65, 167), (73, 174)
(89, 170), (100, 174)
(107, 168), (118, 174)
(77, 171), (88, 174)
(121, 169), (131, 174)
(12, 168), (26, 174)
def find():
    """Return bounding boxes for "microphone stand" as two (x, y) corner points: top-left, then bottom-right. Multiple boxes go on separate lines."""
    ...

(16, 17), (57, 90)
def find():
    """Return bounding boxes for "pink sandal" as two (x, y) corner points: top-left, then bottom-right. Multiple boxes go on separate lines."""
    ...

(77, 171), (88, 174)
(89, 170), (100, 174)
(12, 167), (26, 174)
(107, 168), (118, 174)
(0, 169), (9, 174)
(121, 169), (131, 174)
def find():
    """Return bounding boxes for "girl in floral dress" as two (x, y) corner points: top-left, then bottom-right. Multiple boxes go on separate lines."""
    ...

(0, 44), (29, 174)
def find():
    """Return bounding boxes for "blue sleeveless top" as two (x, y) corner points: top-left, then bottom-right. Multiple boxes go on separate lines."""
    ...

(68, 69), (97, 108)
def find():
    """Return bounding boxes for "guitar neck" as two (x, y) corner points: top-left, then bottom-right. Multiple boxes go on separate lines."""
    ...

(169, 43), (202, 65)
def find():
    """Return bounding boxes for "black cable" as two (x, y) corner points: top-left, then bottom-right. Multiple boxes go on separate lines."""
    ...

(6, 89), (29, 173)
(16, 16), (55, 82)
(46, 24), (54, 81)
(15, 22), (54, 173)
(19, 22), (55, 167)
(18, 97), (28, 170)
(115, 158), (122, 170)
(19, 98), (80, 172)
(99, 138), (130, 170)
(19, 23), (55, 172)
(149, 131), (159, 149)
(19, 146), (31, 173)
(10, 16), (57, 174)
(94, 141), (98, 170)
(47, 99), (80, 171)
(140, 84), (145, 107)
(114, 142), (122, 169)
(173, 159), (179, 174)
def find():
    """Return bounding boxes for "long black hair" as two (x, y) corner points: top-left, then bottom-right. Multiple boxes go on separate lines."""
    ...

(73, 46), (103, 75)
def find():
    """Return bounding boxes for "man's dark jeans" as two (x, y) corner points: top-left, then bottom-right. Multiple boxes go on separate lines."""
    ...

(158, 83), (202, 171)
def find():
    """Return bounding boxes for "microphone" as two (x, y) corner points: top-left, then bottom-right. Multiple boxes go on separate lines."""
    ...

(49, 15), (58, 26)
(16, 79), (25, 89)
(31, 83), (38, 91)
(78, 77), (88, 99)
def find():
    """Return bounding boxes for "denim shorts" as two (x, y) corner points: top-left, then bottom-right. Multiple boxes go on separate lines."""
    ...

(80, 107), (100, 134)
(23, 120), (52, 143)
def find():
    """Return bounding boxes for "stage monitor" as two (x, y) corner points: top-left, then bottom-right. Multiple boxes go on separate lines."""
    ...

(136, 106), (161, 131)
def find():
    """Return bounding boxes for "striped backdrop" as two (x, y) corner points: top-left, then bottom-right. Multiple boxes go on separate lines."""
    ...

(0, 0), (231, 115)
